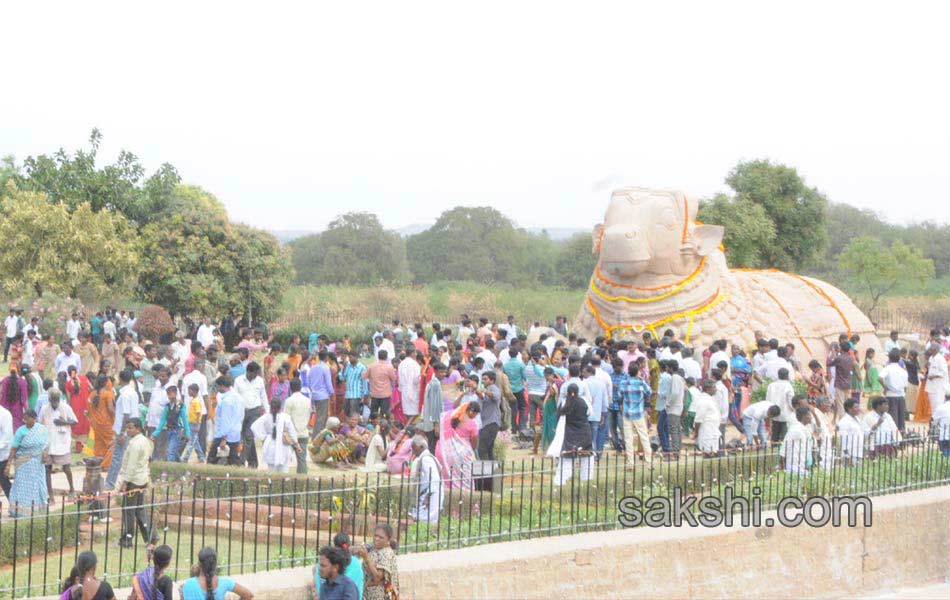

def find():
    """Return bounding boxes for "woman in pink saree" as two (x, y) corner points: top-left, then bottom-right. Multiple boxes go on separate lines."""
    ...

(435, 401), (480, 490)
(386, 424), (414, 475)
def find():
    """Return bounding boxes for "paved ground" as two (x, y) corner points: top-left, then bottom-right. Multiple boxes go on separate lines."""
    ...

(861, 581), (950, 599)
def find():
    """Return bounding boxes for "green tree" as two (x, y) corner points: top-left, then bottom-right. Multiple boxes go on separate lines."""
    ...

(407, 207), (533, 284)
(697, 193), (777, 268)
(230, 223), (294, 321)
(838, 236), (935, 321)
(14, 129), (180, 225)
(138, 185), (292, 319)
(554, 233), (598, 289)
(724, 160), (828, 271)
(0, 184), (141, 298)
(289, 212), (410, 285)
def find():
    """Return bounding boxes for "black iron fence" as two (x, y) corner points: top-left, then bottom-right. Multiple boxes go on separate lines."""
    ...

(2, 425), (949, 598)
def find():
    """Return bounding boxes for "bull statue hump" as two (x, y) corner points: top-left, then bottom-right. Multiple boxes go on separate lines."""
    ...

(572, 187), (882, 363)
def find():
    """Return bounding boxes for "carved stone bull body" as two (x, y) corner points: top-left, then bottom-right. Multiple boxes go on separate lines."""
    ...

(572, 187), (882, 363)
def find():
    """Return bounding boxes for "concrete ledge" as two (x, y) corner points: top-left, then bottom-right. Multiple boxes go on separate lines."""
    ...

(37, 486), (950, 599)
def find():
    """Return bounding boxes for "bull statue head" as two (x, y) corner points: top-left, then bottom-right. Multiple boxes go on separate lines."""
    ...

(592, 188), (725, 279)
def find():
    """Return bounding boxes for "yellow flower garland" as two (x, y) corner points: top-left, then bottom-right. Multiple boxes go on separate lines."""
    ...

(586, 291), (728, 343)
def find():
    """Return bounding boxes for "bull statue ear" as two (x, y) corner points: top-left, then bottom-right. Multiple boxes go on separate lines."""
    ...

(692, 224), (724, 256)
(592, 223), (604, 255)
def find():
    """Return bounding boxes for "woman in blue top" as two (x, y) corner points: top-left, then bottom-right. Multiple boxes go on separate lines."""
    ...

(181, 547), (254, 600)
(4, 409), (49, 517)
(312, 533), (364, 600)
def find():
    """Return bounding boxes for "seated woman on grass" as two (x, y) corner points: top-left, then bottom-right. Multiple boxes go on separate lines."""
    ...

(310, 417), (351, 469)
(339, 414), (373, 462)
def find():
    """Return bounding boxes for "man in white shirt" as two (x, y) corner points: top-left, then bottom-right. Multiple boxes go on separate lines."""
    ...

(284, 378), (311, 474)
(24, 316), (40, 339)
(780, 406), (813, 475)
(837, 398), (869, 465)
(708, 340), (730, 379)
(765, 368), (796, 444)
(196, 317), (216, 349)
(476, 340), (498, 371)
(22, 330), (37, 368)
(742, 401), (780, 449)
(0, 402), (13, 500)
(582, 364), (609, 459)
(558, 364), (593, 412)
(376, 331), (395, 364)
(864, 397), (900, 457)
(925, 347), (949, 416)
(931, 395), (950, 456)
(499, 315), (518, 341)
(691, 380), (721, 455)
(38, 389), (78, 497)
(65, 313), (81, 343)
(172, 332), (192, 378)
(397, 353), (422, 418)
(55, 345), (82, 380)
(102, 318), (117, 342)
(146, 368), (172, 459)
(680, 348), (703, 383)
(883, 331), (901, 355)
(105, 370), (141, 490)
(711, 370), (730, 444)
(878, 348), (909, 432)
(183, 359), (210, 453)
(3, 309), (18, 364)
(234, 362), (268, 469)
(666, 363), (686, 455)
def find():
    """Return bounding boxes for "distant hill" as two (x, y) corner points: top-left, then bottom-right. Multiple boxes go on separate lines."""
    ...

(272, 225), (587, 243)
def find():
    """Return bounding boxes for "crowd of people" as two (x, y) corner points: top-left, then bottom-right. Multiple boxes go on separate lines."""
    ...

(56, 522), (402, 600)
(1, 309), (949, 522)
(2, 308), (950, 600)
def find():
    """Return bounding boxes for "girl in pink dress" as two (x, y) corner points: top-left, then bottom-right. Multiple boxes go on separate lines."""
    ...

(435, 402), (480, 490)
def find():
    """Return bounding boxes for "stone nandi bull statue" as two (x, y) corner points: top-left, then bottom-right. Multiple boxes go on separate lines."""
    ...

(572, 187), (882, 363)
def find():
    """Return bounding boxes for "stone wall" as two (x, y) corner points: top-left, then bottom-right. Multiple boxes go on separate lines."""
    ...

(64, 486), (950, 600)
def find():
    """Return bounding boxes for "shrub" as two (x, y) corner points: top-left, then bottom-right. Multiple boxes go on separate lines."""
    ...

(134, 304), (175, 343)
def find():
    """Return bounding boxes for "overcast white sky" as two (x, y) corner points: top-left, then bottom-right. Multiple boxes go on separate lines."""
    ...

(2, 1), (948, 233)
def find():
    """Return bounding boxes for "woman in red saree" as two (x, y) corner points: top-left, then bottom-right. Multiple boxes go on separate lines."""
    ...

(64, 366), (92, 445)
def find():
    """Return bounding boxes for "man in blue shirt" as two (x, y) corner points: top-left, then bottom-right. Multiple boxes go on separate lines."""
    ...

(308, 351), (334, 435)
(582, 364), (609, 459)
(618, 364), (653, 464)
(607, 357), (626, 452)
(655, 360), (672, 453)
(209, 375), (244, 466)
(316, 545), (359, 600)
(339, 351), (368, 418)
(503, 349), (528, 432)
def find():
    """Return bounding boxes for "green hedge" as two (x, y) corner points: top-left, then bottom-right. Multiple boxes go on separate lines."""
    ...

(0, 508), (82, 566)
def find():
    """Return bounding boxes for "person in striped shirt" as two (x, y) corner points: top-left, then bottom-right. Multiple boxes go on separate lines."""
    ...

(618, 364), (653, 464)
(339, 351), (368, 419)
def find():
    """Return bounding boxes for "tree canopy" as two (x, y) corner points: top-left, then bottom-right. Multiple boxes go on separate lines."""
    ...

(838, 236), (935, 320)
(289, 212), (410, 286)
(722, 160), (828, 271)
(0, 184), (141, 298)
(697, 193), (776, 268)
(2, 131), (291, 318)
